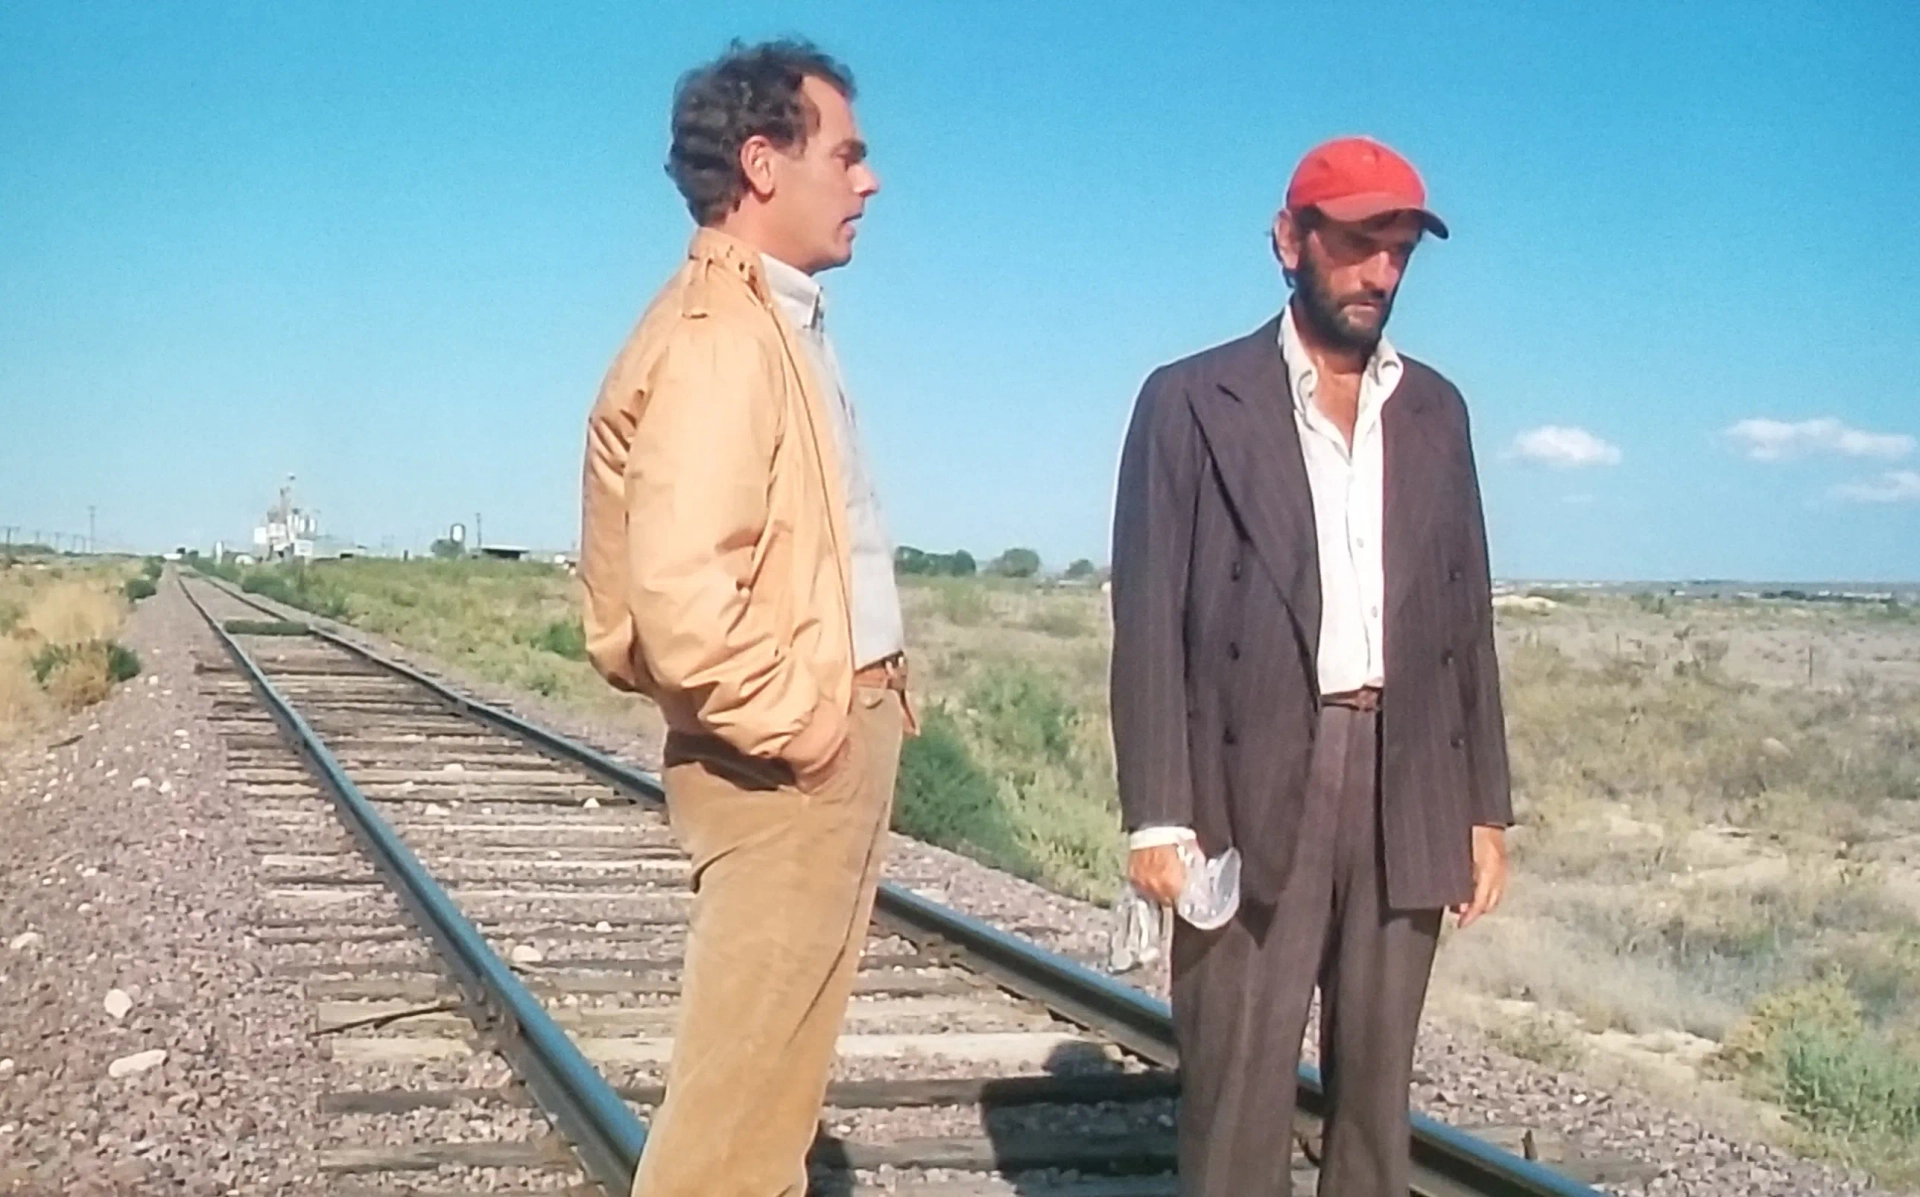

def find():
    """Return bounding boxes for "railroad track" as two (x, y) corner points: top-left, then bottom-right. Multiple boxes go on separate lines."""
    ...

(183, 572), (1608, 1197)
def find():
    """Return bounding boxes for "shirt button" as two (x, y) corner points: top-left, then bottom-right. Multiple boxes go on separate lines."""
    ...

(1370, 606), (1380, 618)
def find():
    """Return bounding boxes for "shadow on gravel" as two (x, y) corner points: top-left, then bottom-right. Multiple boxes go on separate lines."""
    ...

(806, 1040), (1180, 1195)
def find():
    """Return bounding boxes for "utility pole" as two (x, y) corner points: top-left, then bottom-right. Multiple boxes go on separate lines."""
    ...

(474, 512), (483, 555)
(88, 506), (96, 555)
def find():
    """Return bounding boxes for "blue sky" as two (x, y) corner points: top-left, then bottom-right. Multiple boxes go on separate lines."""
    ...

(3, 2), (1917, 580)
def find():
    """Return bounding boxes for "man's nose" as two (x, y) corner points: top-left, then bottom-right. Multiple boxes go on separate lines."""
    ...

(1359, 250), (1402, 293)
(855, 165), (880, 197)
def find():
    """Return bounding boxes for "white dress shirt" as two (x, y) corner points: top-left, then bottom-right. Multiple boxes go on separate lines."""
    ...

(761, 253), (907, 669)
(1128, 303), (1402, 851)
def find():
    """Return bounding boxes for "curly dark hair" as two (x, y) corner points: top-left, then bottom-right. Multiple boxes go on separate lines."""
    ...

(666, 39), (857, 226)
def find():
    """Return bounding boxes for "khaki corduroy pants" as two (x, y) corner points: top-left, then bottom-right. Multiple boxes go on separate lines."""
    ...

(632, 686), (903, 1197)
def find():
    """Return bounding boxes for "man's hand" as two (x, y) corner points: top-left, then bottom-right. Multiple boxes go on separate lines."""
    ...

(1452, 824), (1509, 929)
(1129, 844), (1187, 906)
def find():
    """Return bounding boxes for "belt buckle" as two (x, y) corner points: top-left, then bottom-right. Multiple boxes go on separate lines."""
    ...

(1323, 687), (1381, 713)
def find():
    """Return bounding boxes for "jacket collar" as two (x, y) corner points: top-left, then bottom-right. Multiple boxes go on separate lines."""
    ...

(686, 227), (775, 304)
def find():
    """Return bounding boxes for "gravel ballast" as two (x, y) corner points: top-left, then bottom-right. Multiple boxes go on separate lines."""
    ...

(0, 581), (329, 1193)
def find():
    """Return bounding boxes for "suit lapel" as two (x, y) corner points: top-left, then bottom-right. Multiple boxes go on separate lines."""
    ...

(1383, 373), (1448, 626)
(1190, 317), (1321, 655)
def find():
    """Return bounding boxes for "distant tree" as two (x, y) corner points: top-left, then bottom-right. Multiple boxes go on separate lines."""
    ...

(992, 547), (1042, 579)
(430, 538), (466, 560)
(1064, 558), (1097, 580)
(897, 546), (978, 578)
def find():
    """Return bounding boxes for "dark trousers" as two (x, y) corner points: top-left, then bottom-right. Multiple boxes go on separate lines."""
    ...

(1170, 705), (1443, 1196)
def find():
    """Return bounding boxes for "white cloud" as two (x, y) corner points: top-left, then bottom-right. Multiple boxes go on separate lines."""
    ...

(1831, 470), (1920, 504)
(1507, 426), (1622, 469)
(1724, 417), (1914, 462)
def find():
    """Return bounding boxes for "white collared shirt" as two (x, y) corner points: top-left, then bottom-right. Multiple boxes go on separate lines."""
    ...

(1128, 305), (1401, 852)
(760, 253), (907, 670)
(1281, 302), (1398, 697)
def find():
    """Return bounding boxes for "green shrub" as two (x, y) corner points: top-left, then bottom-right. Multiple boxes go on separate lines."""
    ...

(1778, 1024), (1920, 1145)
(141, 557), (163, 581)
(520, 617), (588, 661)
(1720, 976), (1920, 1168)
(892, 708), (1031, 875)
(964, 664), (1079, 782)
(241, 566), (350, 620)
(1720, 976), (1864, 1075)
(30, 642), (64, 684)
(30, 639), (140, 689)
(123, 577), (157, 602)
(105, 641), (140, 683)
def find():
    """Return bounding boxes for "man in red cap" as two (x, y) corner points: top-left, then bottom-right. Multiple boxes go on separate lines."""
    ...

(1109, 135), (1512, 1194)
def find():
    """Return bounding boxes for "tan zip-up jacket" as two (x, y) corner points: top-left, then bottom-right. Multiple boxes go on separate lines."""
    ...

(579, 229), (854, 775)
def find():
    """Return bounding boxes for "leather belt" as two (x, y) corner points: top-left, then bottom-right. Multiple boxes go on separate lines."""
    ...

(853, 652), (908, 692)
(1320, 685), (1383, 713)
(854, 652), (917, 735)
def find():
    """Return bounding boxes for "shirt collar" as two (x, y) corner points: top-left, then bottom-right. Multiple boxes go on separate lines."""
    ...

(1277, 303), (1402, 415)
(760, 252), (826, 333)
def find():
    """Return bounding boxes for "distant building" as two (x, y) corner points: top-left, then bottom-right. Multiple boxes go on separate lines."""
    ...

(253, 476), (319, 561)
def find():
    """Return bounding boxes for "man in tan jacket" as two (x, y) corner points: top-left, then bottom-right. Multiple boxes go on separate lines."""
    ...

(578, 39), (910, 1197)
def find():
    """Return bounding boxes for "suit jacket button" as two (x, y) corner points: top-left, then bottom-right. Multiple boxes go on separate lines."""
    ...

(1228, 642), (1241, 660)
(1223, 727), (1237, 746)
(1441, 648), (1455, 666)
(1230, 561), (1243, 581)
(1448, 566), (1463, 583)
(1450, 732), (1466, 749)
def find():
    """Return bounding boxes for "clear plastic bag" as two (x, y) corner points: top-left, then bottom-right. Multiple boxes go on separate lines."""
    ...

(1108, 887), (1169, 972)
(1107, 839), (1243, 972)
(1174, 839), (1242, 931)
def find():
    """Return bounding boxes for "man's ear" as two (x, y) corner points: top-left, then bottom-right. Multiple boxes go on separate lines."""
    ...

(1273, 210), (1304, 274)
(738, 134), (778, 203)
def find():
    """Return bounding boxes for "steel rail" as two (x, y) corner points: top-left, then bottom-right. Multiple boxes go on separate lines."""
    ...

(200, 575), (1604, 1197)
(181, 579), (647, 1191)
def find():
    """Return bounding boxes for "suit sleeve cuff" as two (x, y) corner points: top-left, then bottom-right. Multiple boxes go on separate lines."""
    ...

(1128, 825), (1197, 850)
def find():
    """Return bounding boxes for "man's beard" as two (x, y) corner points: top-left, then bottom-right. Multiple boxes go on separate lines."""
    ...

(1293, 253), (1395, 355)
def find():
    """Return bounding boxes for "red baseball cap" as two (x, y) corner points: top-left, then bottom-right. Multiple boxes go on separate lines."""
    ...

(1285, 136), (1448, 239)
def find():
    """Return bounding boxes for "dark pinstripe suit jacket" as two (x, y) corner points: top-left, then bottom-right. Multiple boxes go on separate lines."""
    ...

(1109, 316), (1512, 911)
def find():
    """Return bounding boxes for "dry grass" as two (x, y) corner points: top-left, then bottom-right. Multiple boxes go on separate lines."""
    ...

(0, 638), (51, 737)
(1438, 596), (1920, 1182)
(240, 557), (662, 728)
(0, 563), (139, 743)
